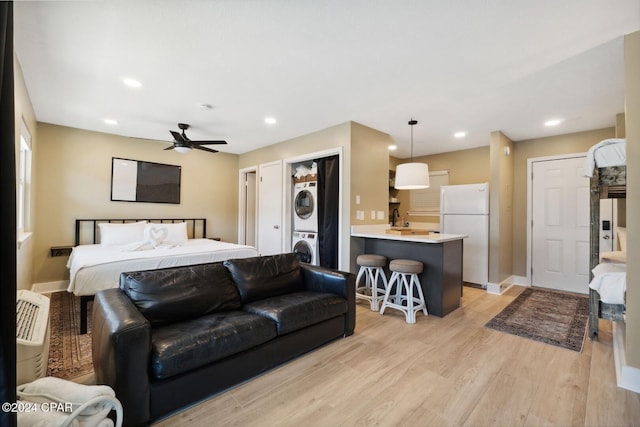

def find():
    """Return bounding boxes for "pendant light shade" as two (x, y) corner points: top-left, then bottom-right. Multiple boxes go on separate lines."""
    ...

(394, 119), (430, 190)
(395, 162), (430, 190)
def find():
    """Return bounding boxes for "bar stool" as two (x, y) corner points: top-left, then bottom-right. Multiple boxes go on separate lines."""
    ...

(380, 259), (428, 324)
(355, 254), (388, 311)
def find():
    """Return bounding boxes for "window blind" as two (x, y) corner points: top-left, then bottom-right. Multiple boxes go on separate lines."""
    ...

(408, 170), (449, 215)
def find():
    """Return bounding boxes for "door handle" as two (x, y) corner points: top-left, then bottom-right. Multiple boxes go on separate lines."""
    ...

(603, 235), (610, 240)
(274, 225), (280, 229)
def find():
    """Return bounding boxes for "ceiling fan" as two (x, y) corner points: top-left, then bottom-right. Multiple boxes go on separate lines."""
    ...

(166, 123), (227, 153)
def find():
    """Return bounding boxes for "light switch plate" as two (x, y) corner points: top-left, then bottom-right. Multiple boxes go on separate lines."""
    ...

(377, 211), (385, 220)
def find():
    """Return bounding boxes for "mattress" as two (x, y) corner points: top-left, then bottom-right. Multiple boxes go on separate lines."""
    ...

(584, 138), (626, 177)
(67, 238), (258, 296)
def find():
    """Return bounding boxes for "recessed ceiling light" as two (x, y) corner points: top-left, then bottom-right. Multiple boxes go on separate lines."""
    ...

(454, 131), (467, 138)
(545, 118), (563, 127)
(103, 118), (118, 125)
(388, 144), (397, 151)
(122, 77), (142, 88)
(264, 117), (277, 125)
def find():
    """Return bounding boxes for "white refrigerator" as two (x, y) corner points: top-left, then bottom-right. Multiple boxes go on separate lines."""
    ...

(440, 183), (489, 287)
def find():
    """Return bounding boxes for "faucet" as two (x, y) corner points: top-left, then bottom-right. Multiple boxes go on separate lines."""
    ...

(392, 208), (400, 227)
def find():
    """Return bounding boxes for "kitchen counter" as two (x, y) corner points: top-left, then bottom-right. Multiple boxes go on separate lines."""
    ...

(351, 224), (466, 317)
(351, 224), (466, 243)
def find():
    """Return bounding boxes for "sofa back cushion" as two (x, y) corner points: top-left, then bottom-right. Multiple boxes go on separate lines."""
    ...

(224, 253), (304, 303)
(120, 262), (242, 324)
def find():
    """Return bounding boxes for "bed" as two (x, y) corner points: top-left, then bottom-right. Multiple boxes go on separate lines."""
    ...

(67, 218), (259, 333)
(586, 138), (627, 340)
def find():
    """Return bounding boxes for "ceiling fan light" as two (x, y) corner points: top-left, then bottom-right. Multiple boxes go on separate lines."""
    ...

(174, 146), (192, 153)
(395, 162), (430, 190)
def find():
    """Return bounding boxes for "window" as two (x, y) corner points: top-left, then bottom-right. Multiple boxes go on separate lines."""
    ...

(408, 170), (449, 215)
(18, 119), (32, 241)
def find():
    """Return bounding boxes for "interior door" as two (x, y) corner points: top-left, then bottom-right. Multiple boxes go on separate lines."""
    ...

(258, 161), (283, 256)
(531, 156), (590, 294)
(245, 171), (257, 247)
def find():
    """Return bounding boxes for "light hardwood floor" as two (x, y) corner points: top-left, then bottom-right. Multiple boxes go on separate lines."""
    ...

(153, 285), (640, 426)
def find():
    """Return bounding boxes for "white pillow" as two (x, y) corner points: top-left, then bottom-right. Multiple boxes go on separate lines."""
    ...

(98, 221), (147, 246)
(617, 227), (627, 253)
(145, 222), (188, 244)
(592, 262), (626, 278)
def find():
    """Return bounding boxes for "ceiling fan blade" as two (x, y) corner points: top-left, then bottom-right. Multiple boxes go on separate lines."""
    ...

(193, 145), (219, 153)
(164, 145), (175, 150)
(191, 140), (228, 145)
(170, 130), (187, 144)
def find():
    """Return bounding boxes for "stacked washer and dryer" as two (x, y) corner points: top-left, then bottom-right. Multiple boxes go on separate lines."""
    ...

(292, 163), (319, 265)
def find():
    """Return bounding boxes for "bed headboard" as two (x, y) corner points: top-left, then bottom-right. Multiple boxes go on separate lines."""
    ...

(75, 218), (207, 246)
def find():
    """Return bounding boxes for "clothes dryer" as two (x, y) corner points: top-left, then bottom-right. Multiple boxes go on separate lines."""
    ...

(292, 231), (318, 265)
(293, 180), (318, 232)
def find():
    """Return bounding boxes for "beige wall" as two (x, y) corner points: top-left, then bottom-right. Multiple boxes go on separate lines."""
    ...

(511, 128), (615, 276)
(32, 123), (240, 285)
(392, 146), (490, 223)
(489, 131), (514, 286)
(623, 30), (639, 368)
(350, 122), (392, 225)
(15, 55), (37, 291)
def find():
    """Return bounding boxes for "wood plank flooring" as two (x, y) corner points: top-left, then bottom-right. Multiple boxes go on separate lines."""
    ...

(154, 285), (640, 426)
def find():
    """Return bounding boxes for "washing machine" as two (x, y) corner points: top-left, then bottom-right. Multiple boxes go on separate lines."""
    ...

(293, 180), (318, 232)
(292, 231), (318, 265)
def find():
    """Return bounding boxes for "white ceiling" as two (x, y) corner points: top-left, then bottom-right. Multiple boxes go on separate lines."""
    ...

(14, 1), (640, 158)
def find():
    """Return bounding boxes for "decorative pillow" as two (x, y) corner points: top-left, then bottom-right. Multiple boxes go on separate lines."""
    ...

(224, 253), (304, 303)
(120, 262), (242, 324)
(617, 227), (627, 253)
(98, 221), (147, 246)
(145, 222), (188, 245)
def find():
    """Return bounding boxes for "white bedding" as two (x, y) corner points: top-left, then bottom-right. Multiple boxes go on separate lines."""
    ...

(67, 238), (258, 296)
(589, 262), (626, 305)
(584, 138), (626, 177)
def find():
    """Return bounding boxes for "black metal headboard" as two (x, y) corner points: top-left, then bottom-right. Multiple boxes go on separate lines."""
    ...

(74, 218), (207, 246)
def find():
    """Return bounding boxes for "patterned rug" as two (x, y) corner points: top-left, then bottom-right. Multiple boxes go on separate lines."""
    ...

(485, 287), (589, 352)
(46, 292), (94, 380)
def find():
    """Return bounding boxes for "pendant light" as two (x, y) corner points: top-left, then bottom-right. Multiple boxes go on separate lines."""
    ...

(394, 119), (430, 190)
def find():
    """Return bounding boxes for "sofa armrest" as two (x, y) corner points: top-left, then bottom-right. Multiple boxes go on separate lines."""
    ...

(92, 288), (151, 426)
(300, 264), (356, 336)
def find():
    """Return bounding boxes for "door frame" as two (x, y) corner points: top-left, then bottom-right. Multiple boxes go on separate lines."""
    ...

(283, 147), (343, 268)
(526, 152), (587, 287)
(238, 165), (257, 246)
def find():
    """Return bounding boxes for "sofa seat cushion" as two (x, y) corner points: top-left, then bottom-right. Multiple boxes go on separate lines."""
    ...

(150, 311), (276, 379)
(243, 291), (347, 335)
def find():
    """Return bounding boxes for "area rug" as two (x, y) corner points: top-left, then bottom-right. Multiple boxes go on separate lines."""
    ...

(46, 292), (94, 380)
(485, 287), (589, 352)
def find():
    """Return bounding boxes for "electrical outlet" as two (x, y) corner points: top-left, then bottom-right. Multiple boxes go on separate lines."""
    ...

(377, 211), (385, 220)
(370, 210), (376, 219)
(355, 195), (361, 205)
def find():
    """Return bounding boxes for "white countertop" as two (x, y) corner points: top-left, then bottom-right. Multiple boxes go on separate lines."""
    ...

(351, 225), (467, 243)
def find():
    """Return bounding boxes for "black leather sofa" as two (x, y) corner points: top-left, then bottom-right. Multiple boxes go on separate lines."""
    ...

(91, 253), (355, 426)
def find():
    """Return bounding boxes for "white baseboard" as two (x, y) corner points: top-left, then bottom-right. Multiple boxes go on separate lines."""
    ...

(486, 276), (516, 295)
(31, 280), (68, 294)
(612, 322), (640, 393)
(512, 275), (528, 285)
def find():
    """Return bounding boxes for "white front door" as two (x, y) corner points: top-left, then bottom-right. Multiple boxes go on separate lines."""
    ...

(531, 156), (590, 294)
(258, 161), (283, 256)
